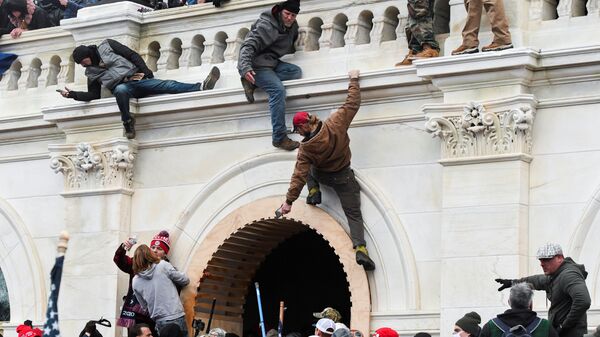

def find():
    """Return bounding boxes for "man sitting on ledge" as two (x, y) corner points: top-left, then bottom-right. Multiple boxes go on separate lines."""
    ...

(59, 39), (220, 139)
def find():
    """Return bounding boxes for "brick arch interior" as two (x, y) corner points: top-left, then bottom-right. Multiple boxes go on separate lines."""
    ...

(179, 197), (371, 336)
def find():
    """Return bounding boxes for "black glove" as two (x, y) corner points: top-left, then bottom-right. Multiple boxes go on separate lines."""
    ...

(495, 278), (514, 291)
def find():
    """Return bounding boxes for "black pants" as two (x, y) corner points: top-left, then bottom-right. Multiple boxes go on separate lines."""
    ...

(307, 166), (366, 248)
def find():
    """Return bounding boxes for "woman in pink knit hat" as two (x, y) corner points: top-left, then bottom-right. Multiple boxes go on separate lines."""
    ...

(113, 230), (172, 332)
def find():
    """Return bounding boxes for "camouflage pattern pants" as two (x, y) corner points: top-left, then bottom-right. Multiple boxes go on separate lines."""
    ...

(406, 0), (439, 52)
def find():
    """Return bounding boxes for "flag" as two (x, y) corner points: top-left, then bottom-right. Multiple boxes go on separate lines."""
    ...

(42, 256), (65, 337)
(0, 53), (18, 76)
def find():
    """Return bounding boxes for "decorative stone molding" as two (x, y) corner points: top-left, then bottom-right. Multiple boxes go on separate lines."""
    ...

(49, 139), (137, 196)
(425, 102), (535, 163)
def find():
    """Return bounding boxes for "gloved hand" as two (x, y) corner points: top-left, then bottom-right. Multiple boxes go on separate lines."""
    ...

(495, 278), (514, 291)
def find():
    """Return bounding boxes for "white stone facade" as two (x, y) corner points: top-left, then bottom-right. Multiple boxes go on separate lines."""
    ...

(0, 0), (599, 337)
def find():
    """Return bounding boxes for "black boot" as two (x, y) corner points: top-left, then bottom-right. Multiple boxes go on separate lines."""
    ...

(355, 245), (375, 271)
(123, 117), (136, 139)
(306, 187), (321, 205)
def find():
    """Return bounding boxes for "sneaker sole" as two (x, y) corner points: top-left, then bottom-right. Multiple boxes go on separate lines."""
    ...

(202, 66), (220, 90)
(482, 44), (514, 52)
(241, 79), (255, 103)
(451, 48), (479, 56)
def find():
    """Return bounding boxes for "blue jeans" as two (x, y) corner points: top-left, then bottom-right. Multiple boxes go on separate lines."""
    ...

(253, 62), (302, 143)
(155, 315), (188, 337)
(113, 78), (200, 122)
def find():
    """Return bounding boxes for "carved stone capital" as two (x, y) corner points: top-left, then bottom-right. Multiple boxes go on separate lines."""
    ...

(49, 139), (137, 197)
(426, 101), (535, 163)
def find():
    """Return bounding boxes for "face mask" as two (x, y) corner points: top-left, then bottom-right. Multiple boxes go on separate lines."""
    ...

(453, 332), (462, 337)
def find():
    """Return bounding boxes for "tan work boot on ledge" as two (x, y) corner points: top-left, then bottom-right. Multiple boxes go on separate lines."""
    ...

(395, 50), (415, 67)
(272, 136), (299, 151)
(481, 42), (513, 52)
(451, 44), (479, 55)
(413, 44), (439, 59)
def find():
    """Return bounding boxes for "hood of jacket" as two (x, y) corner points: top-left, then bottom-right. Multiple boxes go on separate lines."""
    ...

(554, 257), (587, 279)
(496, 308), (540, 327)
(137, 263), (157, 280)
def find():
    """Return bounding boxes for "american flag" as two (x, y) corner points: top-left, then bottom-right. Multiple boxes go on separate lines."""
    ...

(42, 255), (65, 337)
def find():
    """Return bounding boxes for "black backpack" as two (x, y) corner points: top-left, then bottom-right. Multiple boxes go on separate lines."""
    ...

(491, 317), (542, 337)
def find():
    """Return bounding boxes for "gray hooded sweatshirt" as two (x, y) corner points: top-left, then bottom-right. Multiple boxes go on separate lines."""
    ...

(132, 260), (190, 322)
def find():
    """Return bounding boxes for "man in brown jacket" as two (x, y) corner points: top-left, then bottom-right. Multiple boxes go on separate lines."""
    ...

(278, 69), (375, 271)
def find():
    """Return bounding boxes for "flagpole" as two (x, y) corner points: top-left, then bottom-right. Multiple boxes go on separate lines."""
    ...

(42, 231), (69, 337)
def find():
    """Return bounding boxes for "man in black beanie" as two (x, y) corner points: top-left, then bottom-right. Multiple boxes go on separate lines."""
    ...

(60, 39), (221, 139)
(237, 0), (302, 151)
(454, 312), (482, 337)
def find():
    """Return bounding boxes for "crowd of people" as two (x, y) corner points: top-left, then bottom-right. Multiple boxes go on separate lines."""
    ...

(0, 0), (229, 40)
(6, 1), (598, 337)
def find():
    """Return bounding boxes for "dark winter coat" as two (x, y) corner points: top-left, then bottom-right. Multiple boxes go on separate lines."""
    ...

(0, 0), (14, 37)
(481, 308), (559, 337)
(69, 39), (153, 101)
(237, 4), (298, 76)
(286, 78), (360, 204)
(519, 258), (591, 337)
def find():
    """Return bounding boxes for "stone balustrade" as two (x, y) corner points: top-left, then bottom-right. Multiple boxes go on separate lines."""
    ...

(0, 0), (600, 114)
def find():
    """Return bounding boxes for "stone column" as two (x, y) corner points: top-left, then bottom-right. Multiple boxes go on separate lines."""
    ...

(48, 139), (137, 337)
(425, 98), (536, 334)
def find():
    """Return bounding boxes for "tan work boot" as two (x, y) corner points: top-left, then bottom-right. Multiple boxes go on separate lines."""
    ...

(395, 50), (414, 67)
(451, 44), (479, 55)
(413, 44), (439, 59)
(481, 42), (513, 52)
(272, 136), (299, 151)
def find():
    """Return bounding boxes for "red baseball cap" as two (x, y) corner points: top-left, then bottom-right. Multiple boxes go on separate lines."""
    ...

(292, 111), (310, 132)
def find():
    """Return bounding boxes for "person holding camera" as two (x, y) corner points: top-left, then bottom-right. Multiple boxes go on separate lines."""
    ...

(59, 39), (220, 139)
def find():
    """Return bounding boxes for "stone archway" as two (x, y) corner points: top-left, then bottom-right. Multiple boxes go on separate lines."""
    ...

(0, 197), (46, 325)
(179, 197), (371, 335)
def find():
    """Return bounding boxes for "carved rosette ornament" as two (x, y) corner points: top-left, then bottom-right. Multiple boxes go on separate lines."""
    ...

(425, 102), (535, 161)
(49, 139), (137, 196)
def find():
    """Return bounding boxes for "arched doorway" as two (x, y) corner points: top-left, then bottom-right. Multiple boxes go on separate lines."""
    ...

(194, 218), (352, 336)
(178, 197), (371, 336)
(243, 229), (351, 336)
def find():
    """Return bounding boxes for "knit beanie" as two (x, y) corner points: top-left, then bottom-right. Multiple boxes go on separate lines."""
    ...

(72, 45), (93, 64)
(151, 230), (171, 254)
(280, 0), (299, 14)
(414, 333), (431, 337)
(455, 312), (481, 337)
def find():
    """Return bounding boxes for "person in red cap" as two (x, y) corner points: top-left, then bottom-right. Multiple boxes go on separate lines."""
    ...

(375, 328), (399, 337)
(112, 230), (172, 334)
(278, 69), (375, 271)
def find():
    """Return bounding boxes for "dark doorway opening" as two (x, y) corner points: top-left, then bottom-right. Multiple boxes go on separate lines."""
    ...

(242, 229), (351, 337)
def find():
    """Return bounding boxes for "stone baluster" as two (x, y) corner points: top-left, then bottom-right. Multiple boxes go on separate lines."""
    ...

(396, 15), (409, 50)
(38, 65), (50, 88)
(224, 37), (243, 62)
(179, 44), (192, 68)
(201, 42), (215, 65)
(304, 25), (322, 51)
(528, 0), (543, 21)
(211, 39), (227, 64)
(370, 18), (386, 45)
(319, 23), (334, 49)
(556, 0), (573, 18)
(156, 47), (170, 72)
(295, 26), (308, 52)
(165, 47), (182, 70)
(344, 19), (360, 46)
(588, 0), (600, 15)
(18, 65), (29, 90)
(57, 61), (73, 86)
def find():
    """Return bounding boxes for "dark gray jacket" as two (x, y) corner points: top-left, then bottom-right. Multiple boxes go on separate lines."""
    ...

(85, 39), (138, 91)
(519, 258), (591, 337)
(237, 4), (298, 76)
